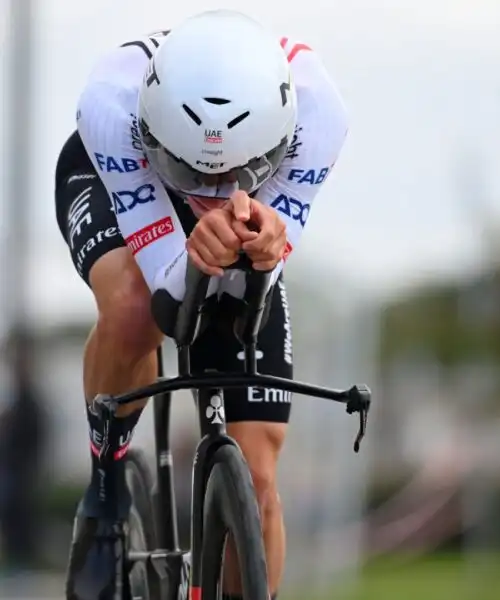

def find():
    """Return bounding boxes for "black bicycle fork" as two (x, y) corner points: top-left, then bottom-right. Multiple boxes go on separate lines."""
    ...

(130, 348), (238, 600)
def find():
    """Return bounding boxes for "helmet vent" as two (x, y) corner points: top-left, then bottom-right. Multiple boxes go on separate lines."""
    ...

(204, 97), (231, 105)
(227, 111), (250, 129)
(182, 104), (202, 125)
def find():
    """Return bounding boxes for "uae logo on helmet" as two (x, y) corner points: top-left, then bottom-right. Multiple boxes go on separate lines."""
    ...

(204, 129), (223, 144)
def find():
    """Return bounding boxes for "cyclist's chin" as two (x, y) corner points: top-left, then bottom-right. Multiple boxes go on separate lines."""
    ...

(187, 196), (227, 218)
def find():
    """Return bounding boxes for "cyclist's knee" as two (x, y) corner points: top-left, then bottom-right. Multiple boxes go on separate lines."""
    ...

(90, 248), (163, 360)
(227, 422), (286, 515)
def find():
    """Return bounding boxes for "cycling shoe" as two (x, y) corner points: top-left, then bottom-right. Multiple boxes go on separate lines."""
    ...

(65, 502), (131, 600)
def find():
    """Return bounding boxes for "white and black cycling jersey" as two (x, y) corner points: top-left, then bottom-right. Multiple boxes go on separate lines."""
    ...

(76, 31), (348, 300)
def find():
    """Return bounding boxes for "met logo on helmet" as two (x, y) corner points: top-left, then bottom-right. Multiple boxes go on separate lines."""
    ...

(287, 167), (329, 185)
(196, 160), (226, 169)
(95, 153), (148, 173)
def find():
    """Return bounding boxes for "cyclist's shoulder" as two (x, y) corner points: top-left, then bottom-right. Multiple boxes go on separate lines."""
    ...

(80, 30), (170, 105)
(280, 35), (314, 66)
(281, 33), (347, 128)
(119, 30), (171, 65)
(280, 34), (328, 84)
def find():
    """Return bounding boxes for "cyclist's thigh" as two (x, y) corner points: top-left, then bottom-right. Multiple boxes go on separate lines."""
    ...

(55, 130), (127, 287)
(190, 274), (293, 424)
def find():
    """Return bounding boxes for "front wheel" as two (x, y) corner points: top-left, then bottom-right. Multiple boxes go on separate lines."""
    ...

(200, 444), (269, 600)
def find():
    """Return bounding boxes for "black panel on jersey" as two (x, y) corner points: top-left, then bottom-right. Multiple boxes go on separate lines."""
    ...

(54, 129), (191, 285)
(54, 131), (126, 284)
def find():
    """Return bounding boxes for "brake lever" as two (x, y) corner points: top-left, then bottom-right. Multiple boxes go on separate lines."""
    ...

(345, 384), (371, 453)
(90, 394), (118, 461)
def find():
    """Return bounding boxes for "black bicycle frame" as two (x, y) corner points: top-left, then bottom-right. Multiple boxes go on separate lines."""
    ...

(92, 257), (371, 600)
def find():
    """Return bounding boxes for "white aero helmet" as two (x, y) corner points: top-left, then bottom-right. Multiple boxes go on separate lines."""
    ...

(138, 9), (297, 198)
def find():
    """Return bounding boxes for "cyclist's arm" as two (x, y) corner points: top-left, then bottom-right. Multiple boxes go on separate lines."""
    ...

(255, 45), (348, 275)
(76, 81), (190, 300)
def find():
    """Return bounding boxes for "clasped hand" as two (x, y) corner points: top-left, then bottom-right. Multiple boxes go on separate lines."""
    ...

(186, 191), (287, 277)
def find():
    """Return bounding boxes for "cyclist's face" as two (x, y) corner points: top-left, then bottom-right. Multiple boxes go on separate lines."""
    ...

(187, 196), (227, 218)
(186, 171), (237, 215)
(198, 171), (237, 187)
(155, 168), (234, 209)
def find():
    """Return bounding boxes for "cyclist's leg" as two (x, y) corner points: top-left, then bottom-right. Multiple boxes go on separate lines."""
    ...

(55, 131), (162, 517)
(190, 276), (292, 599)
(86, 252), (160, 411)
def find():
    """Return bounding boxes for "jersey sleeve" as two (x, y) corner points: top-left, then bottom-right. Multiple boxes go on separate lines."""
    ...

(76, 81), (190, 299)
(255, 46), (349, 262)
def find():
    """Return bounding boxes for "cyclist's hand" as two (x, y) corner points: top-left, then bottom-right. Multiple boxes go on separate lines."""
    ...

(233, 201), (287, 271)
(187, 193), (258, 276)
(222, 190), (254, 223)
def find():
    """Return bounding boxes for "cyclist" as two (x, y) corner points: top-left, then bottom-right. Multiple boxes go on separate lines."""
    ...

(55, 9), (348, 600)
